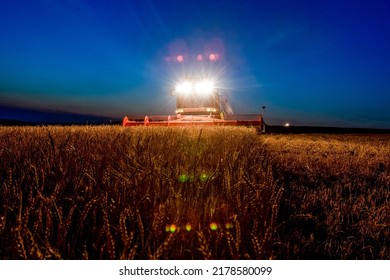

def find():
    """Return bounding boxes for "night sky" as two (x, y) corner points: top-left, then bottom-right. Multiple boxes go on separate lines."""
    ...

(1, 0), (389, 128)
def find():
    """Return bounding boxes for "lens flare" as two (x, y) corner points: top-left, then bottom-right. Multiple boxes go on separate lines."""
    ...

(210, 222), (218, 231)
(165, 224), (177, 233)
(169, 224), (177, 233)
(225, 222), (234, 229)
(199, 173), (209, 182)
(178, 174), (188, 183)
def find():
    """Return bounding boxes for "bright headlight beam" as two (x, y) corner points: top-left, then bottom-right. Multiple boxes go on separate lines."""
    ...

(175, 79), (215, 95)
(195, 80), (214, 94)
(175, 82), (192, 94)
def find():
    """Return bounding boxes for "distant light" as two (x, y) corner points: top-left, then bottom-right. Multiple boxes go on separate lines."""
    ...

(284, 123), (290, 127)
(176, 55), (184, 62)
(197, 54), (203, 61)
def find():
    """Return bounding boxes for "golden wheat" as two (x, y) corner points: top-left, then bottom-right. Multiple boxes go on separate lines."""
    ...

(0, 126), (388, 259)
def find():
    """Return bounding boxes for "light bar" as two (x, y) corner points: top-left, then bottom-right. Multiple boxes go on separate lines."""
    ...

(195, 80), (214, 94)
(175, 82), (192, 94)
(175, 79), (215, 95)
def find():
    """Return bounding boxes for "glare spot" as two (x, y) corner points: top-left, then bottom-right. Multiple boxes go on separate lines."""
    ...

(185, 224), (192, 232)
(178, 174), (188, 183)
(169, 224), (177, 233)
(197, 54), (203, 61)
(210, 222), (218, 231)
(199, 173), (209, 182)
(284, 122), (290, 127)
(225, 222), (234, 229)
(176, 55), (184, 62)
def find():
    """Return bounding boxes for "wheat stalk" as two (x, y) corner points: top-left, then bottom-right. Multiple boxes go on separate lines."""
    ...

(150, 229), (179, 259)
(196, 231), (212, 260)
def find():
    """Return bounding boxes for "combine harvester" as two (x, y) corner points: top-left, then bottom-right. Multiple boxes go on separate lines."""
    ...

(123, 52), (265, 131)
(123, 79), (265, 130)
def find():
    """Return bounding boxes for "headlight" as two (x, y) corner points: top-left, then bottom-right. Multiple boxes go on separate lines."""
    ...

(195, 80), (214, 94)
(175, 79), (215, 95)
(175, 82), (192, 94)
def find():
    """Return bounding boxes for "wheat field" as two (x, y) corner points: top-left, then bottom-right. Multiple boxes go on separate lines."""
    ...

(0, 126), (388, 259)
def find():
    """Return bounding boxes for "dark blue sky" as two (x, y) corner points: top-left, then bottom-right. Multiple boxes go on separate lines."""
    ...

(1, 0), (389, 127)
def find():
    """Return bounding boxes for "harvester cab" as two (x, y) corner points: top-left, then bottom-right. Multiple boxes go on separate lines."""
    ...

(170, 77), (223, 119)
